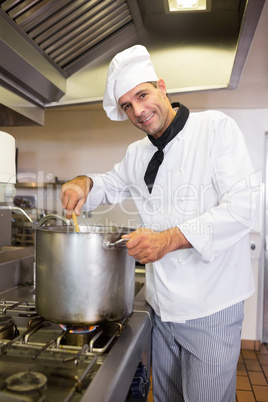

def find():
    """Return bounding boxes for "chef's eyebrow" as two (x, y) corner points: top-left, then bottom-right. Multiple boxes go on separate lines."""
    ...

(120, 89), (146, 110)
(120, 101), (129, 110)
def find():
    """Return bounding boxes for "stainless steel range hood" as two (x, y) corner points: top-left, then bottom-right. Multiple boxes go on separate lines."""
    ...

(0, 0), (141, 125)
(0, 0), (266, 126)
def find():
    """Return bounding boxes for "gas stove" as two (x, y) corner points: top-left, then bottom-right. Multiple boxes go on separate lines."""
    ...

(0, 249), (152, 402)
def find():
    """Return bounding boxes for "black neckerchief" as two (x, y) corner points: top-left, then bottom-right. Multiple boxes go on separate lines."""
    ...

(144, 102), (189, 193)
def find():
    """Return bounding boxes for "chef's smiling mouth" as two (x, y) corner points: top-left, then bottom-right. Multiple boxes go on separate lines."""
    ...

(140, 113), (154, 123)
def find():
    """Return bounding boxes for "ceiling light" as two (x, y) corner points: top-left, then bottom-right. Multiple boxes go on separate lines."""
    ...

(177, 0), (198, 8)
(164, 0), (211, 13)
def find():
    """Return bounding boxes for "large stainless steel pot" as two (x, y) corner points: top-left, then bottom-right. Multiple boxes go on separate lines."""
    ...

(35, 225), (135, 326)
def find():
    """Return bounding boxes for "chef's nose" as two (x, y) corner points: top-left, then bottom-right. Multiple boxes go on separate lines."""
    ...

(132, 101), (144, 117)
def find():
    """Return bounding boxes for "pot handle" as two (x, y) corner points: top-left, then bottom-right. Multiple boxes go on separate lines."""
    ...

(105, 238), (129, 248)
(36, 214), (71, 228)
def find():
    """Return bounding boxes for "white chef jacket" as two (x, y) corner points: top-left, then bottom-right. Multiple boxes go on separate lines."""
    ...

(86, 110), (260, 322)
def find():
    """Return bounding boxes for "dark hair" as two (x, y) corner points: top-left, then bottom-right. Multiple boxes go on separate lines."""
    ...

(147, 81), (158, 88)
(147, 81), (170, 98)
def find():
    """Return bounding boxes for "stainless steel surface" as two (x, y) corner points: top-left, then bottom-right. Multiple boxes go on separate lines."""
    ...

(0, 205), (11, 247)
(105, 238), (129, 247)
(0, 205), (33, 223)
(0, 0), (136, 125)
(83, 289), (152, 402)
(35, 226), (135, 325)
(0, 251), (152, 402)
(0, 205), (34, 250)
(0, 6), (66, 97)
(0, 85), (45, 126)
(0, 0), (265, 125)
(0, 246), (34, 293)
(0, 0), (135, 73)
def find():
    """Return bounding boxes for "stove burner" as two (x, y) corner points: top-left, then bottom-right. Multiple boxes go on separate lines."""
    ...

(60, 325), (98, 347)
(0, 315), (17, 340)
(6, 371), (47, 394)
(0, 315), (13, 328)
(60, 325), (97, 333)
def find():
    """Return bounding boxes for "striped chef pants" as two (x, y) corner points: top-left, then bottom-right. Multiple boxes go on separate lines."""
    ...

(152, 302), (244, 402)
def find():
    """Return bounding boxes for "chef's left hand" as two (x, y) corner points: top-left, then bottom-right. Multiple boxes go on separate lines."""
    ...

(122, 227), (192, 264)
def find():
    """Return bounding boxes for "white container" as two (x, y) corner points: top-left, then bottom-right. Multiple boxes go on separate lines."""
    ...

(0, 131), (16, 184)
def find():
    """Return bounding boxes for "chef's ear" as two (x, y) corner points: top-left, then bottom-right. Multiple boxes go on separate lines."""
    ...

(157, 79), (167, 97)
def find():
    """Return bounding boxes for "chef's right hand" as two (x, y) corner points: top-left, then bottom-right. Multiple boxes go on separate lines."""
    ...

(60, 176), (93, 219)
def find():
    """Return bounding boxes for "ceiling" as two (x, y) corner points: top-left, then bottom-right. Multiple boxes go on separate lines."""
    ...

(0, 0), (267, 125)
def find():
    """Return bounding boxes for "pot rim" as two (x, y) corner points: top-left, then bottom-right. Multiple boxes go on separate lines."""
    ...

(36, 225), (135, 234)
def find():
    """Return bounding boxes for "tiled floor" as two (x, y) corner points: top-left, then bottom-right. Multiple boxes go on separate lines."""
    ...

(147, 344), (268, 402)
(237, 343), (268, 402)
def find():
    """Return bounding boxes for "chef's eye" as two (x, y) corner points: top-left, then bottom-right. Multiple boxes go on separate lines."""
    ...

(123, 104), (131, 112)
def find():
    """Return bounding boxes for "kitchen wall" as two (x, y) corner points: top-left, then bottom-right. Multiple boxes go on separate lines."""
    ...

(1, 105), (267, 342)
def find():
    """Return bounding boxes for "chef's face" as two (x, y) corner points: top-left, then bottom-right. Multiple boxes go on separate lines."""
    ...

(119, 79), (175, 139)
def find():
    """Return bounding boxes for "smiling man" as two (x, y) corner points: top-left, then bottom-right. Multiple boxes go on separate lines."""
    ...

(60, 45), (260, 402)
(119, 79), (175, 138)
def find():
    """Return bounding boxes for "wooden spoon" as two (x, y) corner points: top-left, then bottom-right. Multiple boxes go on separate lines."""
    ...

(72, 211), (80, 233)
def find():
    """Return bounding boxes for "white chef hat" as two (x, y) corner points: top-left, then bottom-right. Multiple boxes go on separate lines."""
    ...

(103, 45), (158, 121)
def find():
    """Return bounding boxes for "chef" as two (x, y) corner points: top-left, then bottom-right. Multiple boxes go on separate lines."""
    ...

(60, 45), (260, 402)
